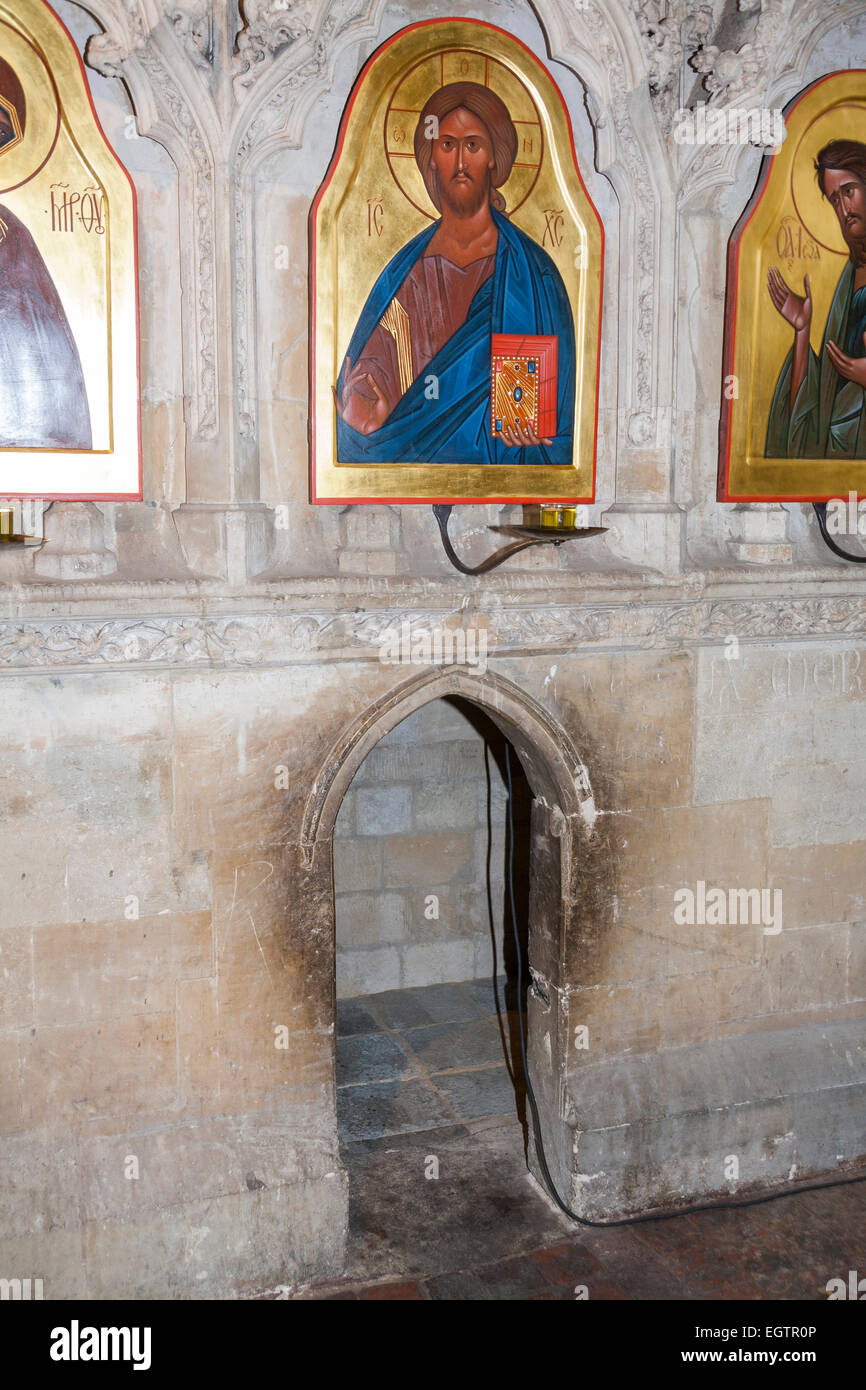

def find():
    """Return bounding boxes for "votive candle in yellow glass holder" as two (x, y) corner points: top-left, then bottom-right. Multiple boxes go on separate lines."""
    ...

(522, 504), (578, 531)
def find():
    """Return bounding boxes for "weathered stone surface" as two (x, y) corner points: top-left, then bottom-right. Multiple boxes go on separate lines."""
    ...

(333, 700), (520, 995)
(0, 1228), (88, 1301)
(768, 842), (866, 929)
(0, 1035), (22, 1135)
(20, 1014), (177, 1131)
(2, 0), (865, 1301)
(771, 923), (850, 1014)
(551, 649), (695, 812)
(337, 945), (402, 998)
(82, 1174), (347, 1300)
(0, 927), (32, 1030)
(566, 1019), (866, 1219)
(384, 833), (475, 888)
(695, 645), (866, 846)
(33, 912), (212, 1025)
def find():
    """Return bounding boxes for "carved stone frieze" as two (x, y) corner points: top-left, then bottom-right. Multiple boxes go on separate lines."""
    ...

(80, 0), (383, 481)
(85, 4), (220, 444)
(542, 4), (671, 475)
(2, 594), (865, 671)
(609, 93), (657, 421)
(230, 2), (381, 441)
(637, 1), (714, 101)
(84, 0), (151, 79)
(232, 39), (329, 439)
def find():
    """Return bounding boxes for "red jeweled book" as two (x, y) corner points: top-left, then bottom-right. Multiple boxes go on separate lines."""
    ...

(490, 334), (558, 439)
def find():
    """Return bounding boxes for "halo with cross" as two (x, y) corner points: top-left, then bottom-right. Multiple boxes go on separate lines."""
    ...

(384, 48), (544, 220)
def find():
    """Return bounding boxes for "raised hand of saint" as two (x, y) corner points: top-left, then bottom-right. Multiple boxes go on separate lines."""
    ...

(767, 267), (812, 333)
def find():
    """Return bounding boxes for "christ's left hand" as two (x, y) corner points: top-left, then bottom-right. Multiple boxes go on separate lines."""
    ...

(499, 420), (553, 448)
(827, 334), (866, 389)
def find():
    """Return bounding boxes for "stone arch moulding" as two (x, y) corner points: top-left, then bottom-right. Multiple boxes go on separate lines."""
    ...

(301, 665), (596, 869)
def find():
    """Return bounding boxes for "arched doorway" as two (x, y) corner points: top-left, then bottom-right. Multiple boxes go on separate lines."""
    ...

(301, 667), (597, 1270)
(333, 695), (533, 1131)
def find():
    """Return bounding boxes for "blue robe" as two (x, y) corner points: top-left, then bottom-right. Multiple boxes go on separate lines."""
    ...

(766, 260), (866, 458)
(336, 208), (575, 465)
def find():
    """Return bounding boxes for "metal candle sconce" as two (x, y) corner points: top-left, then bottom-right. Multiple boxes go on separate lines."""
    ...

(432, 503), (605, 575)
(0, 507), (43, 546)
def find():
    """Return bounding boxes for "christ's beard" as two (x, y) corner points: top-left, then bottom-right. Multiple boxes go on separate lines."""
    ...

(439, 175), (490, 218)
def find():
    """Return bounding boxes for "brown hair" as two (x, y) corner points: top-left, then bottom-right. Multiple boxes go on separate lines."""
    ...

(815, 140), (866, 196)
(413, 82), (517, 214)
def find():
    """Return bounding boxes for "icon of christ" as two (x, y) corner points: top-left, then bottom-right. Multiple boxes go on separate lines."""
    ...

(334, 81), (576, 465)
(0, 57), (91, 451)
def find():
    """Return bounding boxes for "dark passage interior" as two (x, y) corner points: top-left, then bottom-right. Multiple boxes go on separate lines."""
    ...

(335, 696), (533, 1147)
(330, 697), (573, 1285)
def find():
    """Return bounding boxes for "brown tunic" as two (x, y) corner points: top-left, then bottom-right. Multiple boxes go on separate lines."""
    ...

(351, 252), (495, 416)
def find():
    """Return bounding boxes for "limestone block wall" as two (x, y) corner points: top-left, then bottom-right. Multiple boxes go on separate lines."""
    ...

(2, 0), (866, 1301)
(2, 633), (864, 1294)
(334, 698), (514, 998)
(525, 640), (866, 1216)
(0, 666), (348, 1298)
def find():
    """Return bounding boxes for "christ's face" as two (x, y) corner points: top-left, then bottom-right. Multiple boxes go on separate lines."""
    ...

(823, 166), (866, 247)
(430, 107), (495, 216)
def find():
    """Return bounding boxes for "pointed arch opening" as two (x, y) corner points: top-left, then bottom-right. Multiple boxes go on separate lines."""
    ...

(301, 667), (595, 1265)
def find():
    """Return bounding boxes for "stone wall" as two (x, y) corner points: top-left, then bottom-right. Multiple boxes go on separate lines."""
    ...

(334, 698), (515, 999)
(2, 0), (866, 1300)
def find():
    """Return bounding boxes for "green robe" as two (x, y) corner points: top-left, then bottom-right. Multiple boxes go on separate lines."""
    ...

(766, 261), (866, 458)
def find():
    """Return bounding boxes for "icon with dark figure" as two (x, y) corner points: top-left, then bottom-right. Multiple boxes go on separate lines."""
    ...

(766, 140), (866, 459)
(0, 55), (91, 450)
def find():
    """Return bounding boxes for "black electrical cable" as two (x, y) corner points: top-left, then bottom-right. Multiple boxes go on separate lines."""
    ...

(502, 742), (866, 1228)
(813, 501), (866, 563)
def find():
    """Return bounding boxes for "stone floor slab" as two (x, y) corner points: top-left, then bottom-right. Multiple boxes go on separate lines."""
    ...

(366, 980), (484, 1030)
(337, 1079), (452, 1142)
(336, 1031), (418, 1087)
(399, 1017), (505, 1072)
(433, 1063), (519, 1120)
(336, 998), (383, 1038)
